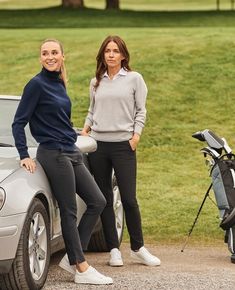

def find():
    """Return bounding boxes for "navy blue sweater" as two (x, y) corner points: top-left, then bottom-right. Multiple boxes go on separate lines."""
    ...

(12, 68), (77, 159)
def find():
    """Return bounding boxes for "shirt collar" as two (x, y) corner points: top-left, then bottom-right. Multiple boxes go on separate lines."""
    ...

(103, 67), (128, 79)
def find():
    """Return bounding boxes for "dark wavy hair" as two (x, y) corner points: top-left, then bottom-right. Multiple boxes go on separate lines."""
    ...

(94, 35), (131, 89)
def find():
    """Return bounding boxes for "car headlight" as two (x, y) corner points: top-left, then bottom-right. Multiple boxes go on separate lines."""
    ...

(0, 188), (6, 210)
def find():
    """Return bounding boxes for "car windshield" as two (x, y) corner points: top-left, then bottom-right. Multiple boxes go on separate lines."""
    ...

(0, 98), (37, 147)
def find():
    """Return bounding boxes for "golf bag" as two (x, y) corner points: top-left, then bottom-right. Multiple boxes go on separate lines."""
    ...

(192, 129), (235, 256)
(211, 154), (235, 231)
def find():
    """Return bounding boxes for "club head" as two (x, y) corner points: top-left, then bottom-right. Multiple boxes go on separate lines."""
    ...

(200, 147), (221, 159)
(192, 131), (205, 141)
(221, 137), (232, 154)
(192, 129), (232, 155)
(202, 129), (225, 150)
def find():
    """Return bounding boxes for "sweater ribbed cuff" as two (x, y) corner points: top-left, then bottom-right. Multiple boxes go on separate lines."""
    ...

(134, 124), (143, 135)
(84, 118), (93, 128)
(19, 151), (30, 160)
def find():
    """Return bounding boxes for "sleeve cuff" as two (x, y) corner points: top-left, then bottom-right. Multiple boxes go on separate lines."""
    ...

(85, 118), (93, 128)
(19, 151), (30, 160)
(134, 124), (143, 135)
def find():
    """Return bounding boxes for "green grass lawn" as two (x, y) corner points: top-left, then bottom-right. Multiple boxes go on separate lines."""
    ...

(1, 1), (235, 246)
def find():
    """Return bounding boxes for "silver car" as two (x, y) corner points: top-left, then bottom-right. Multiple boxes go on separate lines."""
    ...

(0, 95), (124, 290)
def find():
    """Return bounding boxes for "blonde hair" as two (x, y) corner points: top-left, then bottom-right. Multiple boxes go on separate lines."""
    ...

(40, 38), (68, 87)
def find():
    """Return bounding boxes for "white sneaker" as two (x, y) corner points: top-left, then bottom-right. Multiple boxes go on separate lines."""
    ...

(59, 254), (76, 275)
(131, 246), (161, 266)
(109, 248), (124, 266)
(74, 266), (113, 285)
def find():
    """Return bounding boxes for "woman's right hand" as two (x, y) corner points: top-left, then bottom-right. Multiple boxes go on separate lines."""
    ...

(20, 157), (36, 173)
(80, 130), (89, 136)
(80, 126), (91, 136)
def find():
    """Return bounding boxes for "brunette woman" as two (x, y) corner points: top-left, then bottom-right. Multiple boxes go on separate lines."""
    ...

(82, 35), (161, 267)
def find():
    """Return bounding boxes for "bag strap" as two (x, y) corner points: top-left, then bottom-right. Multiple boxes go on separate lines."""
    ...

(210, 153), (235, 175)
(219, 153), (235, 160)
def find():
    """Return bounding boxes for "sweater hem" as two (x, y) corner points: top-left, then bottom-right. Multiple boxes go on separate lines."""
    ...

(90, 131), (133, 142)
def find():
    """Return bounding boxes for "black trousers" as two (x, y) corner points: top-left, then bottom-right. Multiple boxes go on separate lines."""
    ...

(37, 146), (106, 264)
(88, 141), (144, 251)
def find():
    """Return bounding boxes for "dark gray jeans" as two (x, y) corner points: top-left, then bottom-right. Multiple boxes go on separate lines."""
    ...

(37, 146), (106, 265)
(88, 141), (144, 251)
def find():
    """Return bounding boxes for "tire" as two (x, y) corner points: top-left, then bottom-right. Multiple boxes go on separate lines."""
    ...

(227, 225), (235, 254)
(88, 173), (124, 252)
(0, 198), (50, 290)
(231, 253), (235, 264)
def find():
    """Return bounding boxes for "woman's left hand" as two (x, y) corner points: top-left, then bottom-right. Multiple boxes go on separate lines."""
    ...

(20, 157), (36, 173)
(129, 133), (140, 151)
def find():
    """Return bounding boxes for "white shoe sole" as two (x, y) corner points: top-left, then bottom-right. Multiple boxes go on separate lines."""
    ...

(74, 277), (113, 285)
(131, 254), (161, 266)
(59, 259), (76, 275)
(109, 260), (124, 267)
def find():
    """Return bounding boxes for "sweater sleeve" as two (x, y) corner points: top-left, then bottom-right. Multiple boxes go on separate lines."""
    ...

(133, 73), (147, 135)
(84, 78), (96, 128)
(12, 79), (41, 159)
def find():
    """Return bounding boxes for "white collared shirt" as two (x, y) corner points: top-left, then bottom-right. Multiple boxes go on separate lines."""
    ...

(103, 67), (127, 80)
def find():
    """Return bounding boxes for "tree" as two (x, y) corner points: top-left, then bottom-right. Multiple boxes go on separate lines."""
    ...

(62, 0), (84, 8)
(106, 0), (120, 9)
(216, 0), (235, 10)
(231, 0), (235, 9)
(61, 0), (120, 9)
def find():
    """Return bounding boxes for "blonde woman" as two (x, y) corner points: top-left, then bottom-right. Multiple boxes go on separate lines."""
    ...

(12, 39), (113, 285)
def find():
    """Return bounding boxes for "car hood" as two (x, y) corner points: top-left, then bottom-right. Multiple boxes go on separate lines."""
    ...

(0, 147), (36, 183)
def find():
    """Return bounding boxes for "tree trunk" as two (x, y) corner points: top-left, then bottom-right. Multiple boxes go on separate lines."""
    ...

(62, 0), (84, 8)
(232, 0), (235, 10)
(216, 0), (220, 10)
(106, 0), (120, 9)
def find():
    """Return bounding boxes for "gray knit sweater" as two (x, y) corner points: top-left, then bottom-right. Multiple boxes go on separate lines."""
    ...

(84, 69), (147, 142)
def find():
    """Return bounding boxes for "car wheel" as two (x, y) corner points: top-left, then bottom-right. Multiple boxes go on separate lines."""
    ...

(0, 198), (50, 290)
(88, 173), (124, 252)
(227, 225), (235, 254)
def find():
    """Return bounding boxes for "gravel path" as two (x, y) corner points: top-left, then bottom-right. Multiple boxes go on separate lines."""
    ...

(43, 243), (235, 290)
